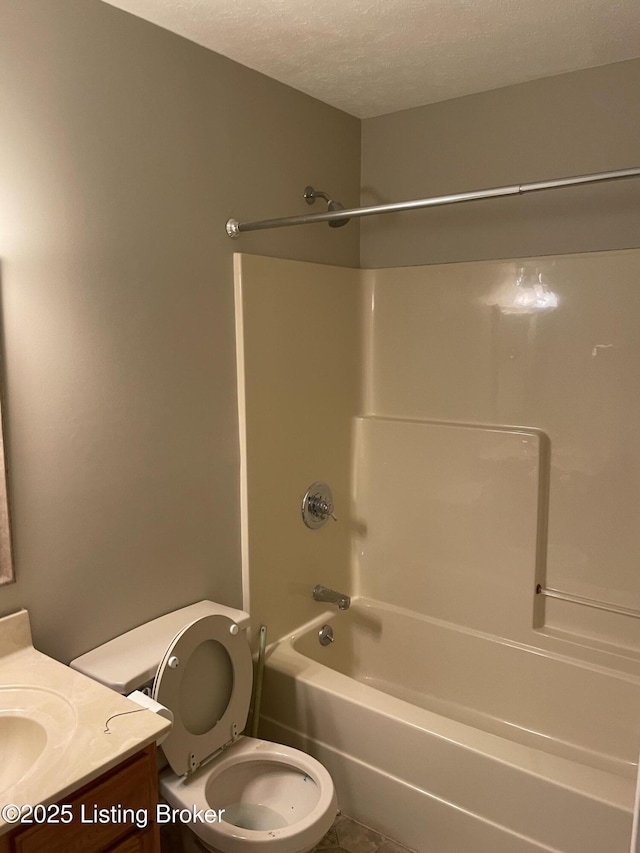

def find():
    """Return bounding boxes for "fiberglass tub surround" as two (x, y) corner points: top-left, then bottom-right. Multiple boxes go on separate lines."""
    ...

(235, 250), (640, 853)
(261, 600), (639, 853)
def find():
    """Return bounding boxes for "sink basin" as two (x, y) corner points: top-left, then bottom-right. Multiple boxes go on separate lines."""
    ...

(0, 687), (77, 796)
(0, 715), (47, 793)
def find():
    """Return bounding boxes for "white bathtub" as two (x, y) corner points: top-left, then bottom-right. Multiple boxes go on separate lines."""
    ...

(259, 598), (640, 853)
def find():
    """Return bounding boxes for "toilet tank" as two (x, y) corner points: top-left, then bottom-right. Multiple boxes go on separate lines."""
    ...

(70, 600), (250, 694)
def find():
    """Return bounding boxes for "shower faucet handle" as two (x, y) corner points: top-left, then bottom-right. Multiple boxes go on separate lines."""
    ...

(308, 495), (337, 522)
(302, 482), (337, 528)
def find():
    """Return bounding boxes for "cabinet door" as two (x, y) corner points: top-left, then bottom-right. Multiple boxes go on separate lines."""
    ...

(107, 825), (157, 853)
(9, 747), (159, 853)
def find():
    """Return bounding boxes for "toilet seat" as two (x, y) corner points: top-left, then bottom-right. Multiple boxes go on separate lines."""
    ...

(153, 614), (253, 776)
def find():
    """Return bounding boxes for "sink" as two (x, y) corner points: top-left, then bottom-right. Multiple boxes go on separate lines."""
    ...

(0, 608), (168, 823)
(0, 687), (77, 796)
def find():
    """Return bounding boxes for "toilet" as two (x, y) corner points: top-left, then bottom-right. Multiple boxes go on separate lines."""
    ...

(70, 601), (337, 853)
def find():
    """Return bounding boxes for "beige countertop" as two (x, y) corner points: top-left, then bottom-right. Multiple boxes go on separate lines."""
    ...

(0, 608), (171, 836)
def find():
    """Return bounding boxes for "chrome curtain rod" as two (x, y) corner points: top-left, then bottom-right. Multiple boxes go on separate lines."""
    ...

(225, 166), (640, 238)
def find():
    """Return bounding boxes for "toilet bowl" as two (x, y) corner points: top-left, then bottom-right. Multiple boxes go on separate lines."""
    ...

(70, 601), (337, 853)
(161, 737), (336, 852)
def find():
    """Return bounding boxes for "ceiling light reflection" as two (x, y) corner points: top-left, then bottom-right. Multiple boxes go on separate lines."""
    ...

(493, 267), (559, 315)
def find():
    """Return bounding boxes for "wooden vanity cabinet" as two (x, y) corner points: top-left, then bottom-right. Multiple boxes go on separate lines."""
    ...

(0, 744), (160, 853)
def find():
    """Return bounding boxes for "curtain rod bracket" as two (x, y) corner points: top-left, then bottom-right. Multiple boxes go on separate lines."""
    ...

(226, 218), (241, 239)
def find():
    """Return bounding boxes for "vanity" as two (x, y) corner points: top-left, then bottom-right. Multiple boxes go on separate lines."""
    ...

(0, 609), (170, 852)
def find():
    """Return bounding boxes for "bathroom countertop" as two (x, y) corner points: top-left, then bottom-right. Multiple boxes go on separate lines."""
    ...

(0, 608), (171, 836)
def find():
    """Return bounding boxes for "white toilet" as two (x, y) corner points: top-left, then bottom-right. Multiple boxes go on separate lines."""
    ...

(70, 601), (337, 853)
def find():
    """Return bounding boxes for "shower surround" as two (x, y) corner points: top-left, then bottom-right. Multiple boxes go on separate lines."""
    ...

(234, 250), (640, 852)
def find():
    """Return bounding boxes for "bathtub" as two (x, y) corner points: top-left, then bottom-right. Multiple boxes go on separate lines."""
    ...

(259, 598), (640, 853)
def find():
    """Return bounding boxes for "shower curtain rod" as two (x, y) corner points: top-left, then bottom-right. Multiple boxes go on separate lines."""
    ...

(225, 166), (640, 238)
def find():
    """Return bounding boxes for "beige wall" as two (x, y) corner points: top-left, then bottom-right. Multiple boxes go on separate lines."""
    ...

(361, 59), (640, 268)
(235, 255), (361, 642)
(0, 0), (359, 662)
(2, 1), (638, 667)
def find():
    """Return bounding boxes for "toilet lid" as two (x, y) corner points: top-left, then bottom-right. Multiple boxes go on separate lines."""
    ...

(152, 614), (253, 776)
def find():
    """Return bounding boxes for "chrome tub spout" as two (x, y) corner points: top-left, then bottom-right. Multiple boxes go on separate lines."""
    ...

(313, 584), (351, 610)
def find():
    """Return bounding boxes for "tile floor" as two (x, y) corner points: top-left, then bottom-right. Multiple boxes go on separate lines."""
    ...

(160, 813), (414, 853)
(315, 813), (414, 853)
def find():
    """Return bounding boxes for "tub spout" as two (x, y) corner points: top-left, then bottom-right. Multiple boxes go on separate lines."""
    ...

(313, 584), (351, 610)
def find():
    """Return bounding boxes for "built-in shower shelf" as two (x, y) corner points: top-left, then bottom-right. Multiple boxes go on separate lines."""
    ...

(536, 584), (640, 620)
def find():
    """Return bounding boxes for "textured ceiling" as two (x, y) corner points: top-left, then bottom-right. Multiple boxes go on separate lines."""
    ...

(102, 0), (640, 118)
